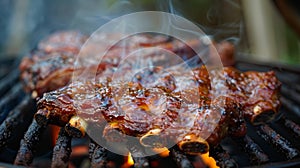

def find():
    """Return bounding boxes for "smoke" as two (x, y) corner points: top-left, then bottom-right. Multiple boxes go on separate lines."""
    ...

(206, 0), (243, 43)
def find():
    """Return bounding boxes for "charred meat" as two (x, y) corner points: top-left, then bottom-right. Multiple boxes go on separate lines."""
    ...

(19, 32), (201, 97)
(20, 31), (235, 98)
(35, 65), (280, 154)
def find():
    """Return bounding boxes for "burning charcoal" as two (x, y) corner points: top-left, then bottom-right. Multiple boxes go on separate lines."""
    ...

(14, 119), (46, 166)
(210, 145), (238, 168)
(236, 135), (269, 164)
(169, 147), (195, 168)
(284, 119), (300, 137)
(257, 124), (299, 159)
(127, 140), (150, 168)
(0, 95), (33, 149)
(51, 128), (72, 168)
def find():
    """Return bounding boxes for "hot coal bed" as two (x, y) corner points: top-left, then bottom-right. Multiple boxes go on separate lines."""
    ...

(0, 57), (300, 168)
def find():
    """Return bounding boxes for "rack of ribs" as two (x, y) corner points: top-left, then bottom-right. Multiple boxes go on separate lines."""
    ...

(34, 63), (281, 154)
(19, 31), (200, 97)
(19, 31), (235, 98)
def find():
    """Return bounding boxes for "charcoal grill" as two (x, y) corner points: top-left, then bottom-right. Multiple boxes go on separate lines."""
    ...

(0, 56), (300, 168)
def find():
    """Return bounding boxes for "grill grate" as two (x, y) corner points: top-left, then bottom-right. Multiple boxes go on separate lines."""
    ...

(0, 59), (300, 167)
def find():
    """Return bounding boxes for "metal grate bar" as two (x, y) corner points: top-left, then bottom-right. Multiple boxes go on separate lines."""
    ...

(238, 135), (269, 164)
(284, 119), (300, 137)
(257, 124), (299, 159)
(14, 119), (46, 166)
(210, 145), (238, 168)
(280, 97), (300, 117)
(169, 147), (196, 168)
(0, 83), (24, 124)
(89, 139), (109, 168)
(281, 85), (300, 105)
(51, 128), (72, 168)
(0, 70), (19, 97)
(0, 95), (33, 149)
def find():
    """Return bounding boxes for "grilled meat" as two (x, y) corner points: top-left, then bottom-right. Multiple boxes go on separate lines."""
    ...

(20, 30), (236, 98)
(19, 31), (202, 97)
(19, 31), (88, 97)
(207, 67), (281, 124)
(19, 31), (88, 72)
(35, 64), (280, 153)
(37, 30), (88, 54)
(20, 52), (77, 97)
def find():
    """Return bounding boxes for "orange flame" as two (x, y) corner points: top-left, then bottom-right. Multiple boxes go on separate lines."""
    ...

(127, 153), (134, 166)
(200, 152), (219, 168)
(122, 152), (134, 168)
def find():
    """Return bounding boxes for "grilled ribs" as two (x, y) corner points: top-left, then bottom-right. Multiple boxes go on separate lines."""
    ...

(19, 31), (88, 72)
(20, 31), (236, 98)
(35, 64), (280, 153)
(19, 31), (203, 97)
(19, 31), (88, 97)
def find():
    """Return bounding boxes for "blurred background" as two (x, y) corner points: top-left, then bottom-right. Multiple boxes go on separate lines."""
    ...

(0, 0), (299, 65)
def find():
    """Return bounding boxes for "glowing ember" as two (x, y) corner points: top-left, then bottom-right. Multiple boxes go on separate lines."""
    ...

(50, 125), (60, 146)
(71, 146), (89, 156)
(152, 147), (170, 157)
(200, 152), (219, 168)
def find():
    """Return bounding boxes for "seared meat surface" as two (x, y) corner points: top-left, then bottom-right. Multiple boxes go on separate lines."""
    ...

(37, 30), (88, 54)
(20, 31), (280, 154)
(35, 64), (280, 151)
(19, 31), (88, 72)
(19, 31), (235, 98)
(20, 52), (77, 96)
(19, 31), (201, 97)
(207, 67), (281, 124)
(19, 31), (88, 97)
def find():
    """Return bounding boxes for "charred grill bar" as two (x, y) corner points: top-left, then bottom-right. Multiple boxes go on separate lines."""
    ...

(240, 135), (269, 163)
(169, 147), (195, 168)
(209, 145), (238, 168)
(89, 139), (110, 168)
(14, 120), (46, 166)
(0, 83), (24, 123)
(0, 95), (33, 149)
(232, 135), (269, 164)
(284, 119), (300, 136)
(257, 124), (299, 159)
(51, 128), (72, 168)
